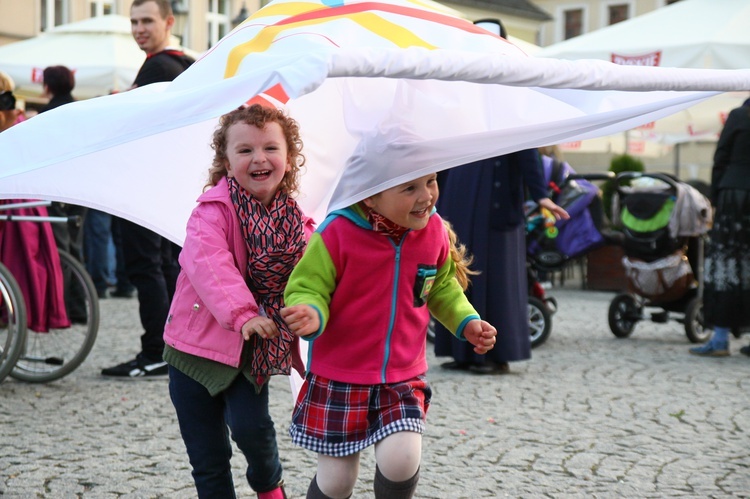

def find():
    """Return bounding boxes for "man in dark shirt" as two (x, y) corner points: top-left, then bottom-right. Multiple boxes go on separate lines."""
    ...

(102, 0), (194, 377)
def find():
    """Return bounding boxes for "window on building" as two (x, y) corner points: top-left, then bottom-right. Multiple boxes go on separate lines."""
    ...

(564, 9), (583, 39)
(42, 0), (68, 31)
(207, 0), (231, 49)
(608, 4), (629, 25)
(90, 1), (115, 16)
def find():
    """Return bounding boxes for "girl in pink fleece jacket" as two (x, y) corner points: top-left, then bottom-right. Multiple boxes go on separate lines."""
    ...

(163, 104), (313, 499)
(282, 172), (497, 499)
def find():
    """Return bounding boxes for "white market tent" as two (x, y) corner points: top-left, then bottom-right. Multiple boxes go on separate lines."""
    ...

(537, 0), (750, 156)
(538, 0), (750, 69)
(0, 15), (145, 101)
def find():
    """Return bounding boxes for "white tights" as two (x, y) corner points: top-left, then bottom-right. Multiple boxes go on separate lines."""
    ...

(316, 431), (422, 498)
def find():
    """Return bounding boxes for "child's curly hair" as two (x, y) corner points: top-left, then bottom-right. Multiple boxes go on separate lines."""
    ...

(443, 219), (479, 290)
(206, 104), (305, 196)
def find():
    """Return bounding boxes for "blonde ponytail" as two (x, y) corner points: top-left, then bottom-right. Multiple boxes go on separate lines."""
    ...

(442, 219), (479, 290)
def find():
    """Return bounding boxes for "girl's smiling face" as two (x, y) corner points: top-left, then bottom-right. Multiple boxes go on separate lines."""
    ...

(363, 173), (439, 230)
(225, 121), (291, 206)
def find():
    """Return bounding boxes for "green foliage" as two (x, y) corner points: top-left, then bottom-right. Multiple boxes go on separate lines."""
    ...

(602, 154), (646, 223)
(609, 154), (646, 176)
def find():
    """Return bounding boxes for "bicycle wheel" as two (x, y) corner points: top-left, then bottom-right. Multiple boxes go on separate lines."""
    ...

(0, 262), (27, 383)
(12, 250), (99, 382)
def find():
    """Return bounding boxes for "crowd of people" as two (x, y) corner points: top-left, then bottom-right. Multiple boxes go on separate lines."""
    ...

(2, 0), (748, 497)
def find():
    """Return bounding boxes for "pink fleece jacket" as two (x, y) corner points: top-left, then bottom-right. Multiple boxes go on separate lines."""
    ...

(163, 177), (314, 368)
(284, 207), (479, 385)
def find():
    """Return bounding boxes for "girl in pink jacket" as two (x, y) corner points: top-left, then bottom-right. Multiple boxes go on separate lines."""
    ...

(282, 172), (497, 499)
(163, 104), (313, 499)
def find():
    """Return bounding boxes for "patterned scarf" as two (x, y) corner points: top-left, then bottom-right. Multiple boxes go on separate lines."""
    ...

(358, 202), (410, 243)
(228, 177), (306, 378)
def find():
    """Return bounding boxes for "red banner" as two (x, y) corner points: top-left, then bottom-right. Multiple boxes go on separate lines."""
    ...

(31, 67), (44, 83)
(611, 51), (661, 67)
(560, 141), (582, 150)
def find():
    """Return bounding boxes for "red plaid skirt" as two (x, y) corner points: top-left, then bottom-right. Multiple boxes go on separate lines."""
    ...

(289, 373), (432, 456)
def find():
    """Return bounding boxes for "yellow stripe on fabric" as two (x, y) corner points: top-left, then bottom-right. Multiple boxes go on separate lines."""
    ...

(354, 12), (437, 49)
(225, 12), (436, 78)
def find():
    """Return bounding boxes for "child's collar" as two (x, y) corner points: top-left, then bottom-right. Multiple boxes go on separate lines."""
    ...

(357, 201), (410, 242)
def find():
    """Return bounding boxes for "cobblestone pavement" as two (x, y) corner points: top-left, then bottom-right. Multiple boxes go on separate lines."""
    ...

(1, 287), (749, 498)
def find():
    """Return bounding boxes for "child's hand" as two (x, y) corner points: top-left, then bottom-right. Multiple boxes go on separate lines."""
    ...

(280, 305), (320, 337)
(463, 319), (497, 354)
(241, 316), (279, 341)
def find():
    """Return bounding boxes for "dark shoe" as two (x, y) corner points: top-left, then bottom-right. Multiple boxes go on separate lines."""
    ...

(69, 314), (88, 325)
(689, 342), (729, 357)
(96, 289), (108, 299)
(740, 345), (750, 357)
(101, 354), (168, 377)
(440, 361), (471, 371)
(469, 361), (510, 375)
(110, 287), (136, 298)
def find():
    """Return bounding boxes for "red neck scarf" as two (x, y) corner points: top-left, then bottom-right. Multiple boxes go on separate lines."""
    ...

(228, 177), (306, 377)
(358, 202), (410, 243)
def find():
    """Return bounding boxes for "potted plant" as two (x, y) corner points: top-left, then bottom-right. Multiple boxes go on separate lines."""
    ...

(601, 153), (646, 224)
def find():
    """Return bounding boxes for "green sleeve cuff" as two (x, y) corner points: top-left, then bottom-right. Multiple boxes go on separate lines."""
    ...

(301, 305), (325, 340)
(454, 314), (481, 340)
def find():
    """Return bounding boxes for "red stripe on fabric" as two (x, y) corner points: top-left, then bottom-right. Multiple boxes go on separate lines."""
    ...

(246, 84), (290, 108)
(275, 2), (484, 34)
(263, 83), (290, 104)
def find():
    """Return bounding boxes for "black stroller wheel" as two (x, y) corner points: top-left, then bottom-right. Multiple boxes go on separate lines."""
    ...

(528, 297), (552, 348)
(684, 296), (710, 344)
(608, 294), (639, 338)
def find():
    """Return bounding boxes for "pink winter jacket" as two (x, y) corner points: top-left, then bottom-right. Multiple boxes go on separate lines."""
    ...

(163, 177), (314, 368)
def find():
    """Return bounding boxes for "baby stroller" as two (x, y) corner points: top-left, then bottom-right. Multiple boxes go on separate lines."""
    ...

(526, 157), (612, 272)
(606, 172), (713, 343)
(524, 157), (614, 347)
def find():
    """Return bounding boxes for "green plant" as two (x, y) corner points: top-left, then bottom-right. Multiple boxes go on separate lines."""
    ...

(601, 153), (645, 223)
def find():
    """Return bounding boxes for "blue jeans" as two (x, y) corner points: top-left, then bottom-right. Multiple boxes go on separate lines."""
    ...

(111, 216), (134, 293)
(83, 209), (112, 295)
(168, 366), (283, 497)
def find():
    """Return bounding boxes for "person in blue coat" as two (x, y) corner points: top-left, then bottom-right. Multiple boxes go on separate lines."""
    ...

(434, 149), (568, 374)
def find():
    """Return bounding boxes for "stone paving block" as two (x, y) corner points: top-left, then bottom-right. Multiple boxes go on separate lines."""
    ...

(2, 288), (749, 497)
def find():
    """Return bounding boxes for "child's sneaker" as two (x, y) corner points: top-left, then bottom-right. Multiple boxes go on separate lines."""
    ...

(101, 354), (168, 377)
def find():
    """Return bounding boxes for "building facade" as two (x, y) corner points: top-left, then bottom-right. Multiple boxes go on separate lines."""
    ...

(441, 0), (552, 44)
(0, 1), (260, 51)
(533, 0), (680, 46)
